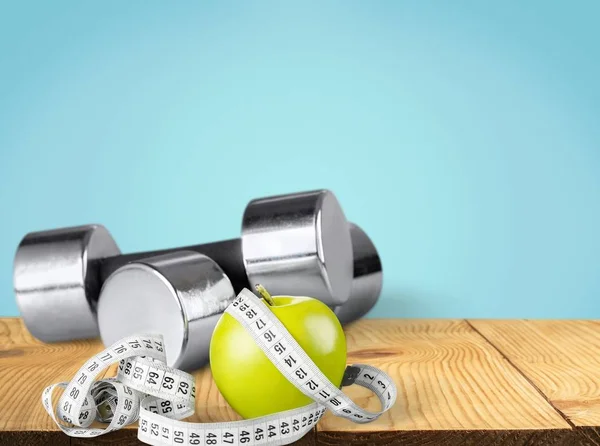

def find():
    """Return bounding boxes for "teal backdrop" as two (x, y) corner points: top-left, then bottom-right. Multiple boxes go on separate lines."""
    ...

(1, 1), (599, 319)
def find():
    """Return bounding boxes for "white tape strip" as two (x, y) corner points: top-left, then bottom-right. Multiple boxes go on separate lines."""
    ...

(43, 288), (397, 445)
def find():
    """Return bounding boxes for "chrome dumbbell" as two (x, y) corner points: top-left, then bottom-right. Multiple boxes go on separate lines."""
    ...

(14, 190), (383, 343)
(96, 240), (382, 371)
(97, 251), (235, 371)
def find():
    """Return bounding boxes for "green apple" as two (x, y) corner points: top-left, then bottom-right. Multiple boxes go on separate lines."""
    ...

(209, 287), (347, 419)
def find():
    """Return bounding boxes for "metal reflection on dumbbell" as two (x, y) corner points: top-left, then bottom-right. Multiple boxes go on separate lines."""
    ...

(97, 251), (235, 371)
(241, 190), (353, 307)
(334, 223), (383, 324)
(13, 225), (120, 342)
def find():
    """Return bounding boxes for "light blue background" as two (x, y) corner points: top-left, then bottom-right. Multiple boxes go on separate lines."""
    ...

(1, 1), (598, 319)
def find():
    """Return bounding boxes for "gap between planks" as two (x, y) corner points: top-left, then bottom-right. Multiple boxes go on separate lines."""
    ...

(465, 319), (576, 429)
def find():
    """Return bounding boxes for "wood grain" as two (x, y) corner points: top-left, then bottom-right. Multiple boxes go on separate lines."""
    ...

(1, 317), (599, 445)
(0, 318), (314, 445)
(316, 429), (583, 446)
(469, 320), (600, 427)
(317, 319), (568, 435)
(0, 318), (105, 432)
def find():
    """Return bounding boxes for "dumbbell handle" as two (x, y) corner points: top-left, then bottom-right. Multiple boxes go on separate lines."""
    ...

(98, 238), (250, 293)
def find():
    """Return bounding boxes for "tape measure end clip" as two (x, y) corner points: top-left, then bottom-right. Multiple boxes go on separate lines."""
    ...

(341, 365), (361, 387)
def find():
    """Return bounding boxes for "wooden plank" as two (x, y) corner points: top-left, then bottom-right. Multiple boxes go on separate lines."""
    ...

(468, 320), (600, 427)
(0, 317), (102, 445)
(316, 430), (582, 446)
(0, 318), (314, 446)
(0, 431), (69, 446)
(70, 429), (316, 446)
(2, 317), (598, 445)
(316, 319), (575, 444)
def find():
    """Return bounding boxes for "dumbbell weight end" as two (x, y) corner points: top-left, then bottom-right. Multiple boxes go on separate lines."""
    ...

(14, 225), (121, 342)
(334, 223), (383, 324)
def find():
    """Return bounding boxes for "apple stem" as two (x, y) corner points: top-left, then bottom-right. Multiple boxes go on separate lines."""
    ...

(255, 284), (275, 306)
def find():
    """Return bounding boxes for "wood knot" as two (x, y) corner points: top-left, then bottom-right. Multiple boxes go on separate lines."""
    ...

(349, 349), (401, 359)
(0, 349), (25, 358)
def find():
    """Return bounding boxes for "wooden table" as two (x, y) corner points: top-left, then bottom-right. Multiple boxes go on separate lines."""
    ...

(1, 318), (599, 445)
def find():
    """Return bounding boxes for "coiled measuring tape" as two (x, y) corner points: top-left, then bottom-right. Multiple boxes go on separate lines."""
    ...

(43, 288), (397, 445)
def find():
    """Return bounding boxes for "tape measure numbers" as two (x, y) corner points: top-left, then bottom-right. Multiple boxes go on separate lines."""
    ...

(43, 288), (397, 445)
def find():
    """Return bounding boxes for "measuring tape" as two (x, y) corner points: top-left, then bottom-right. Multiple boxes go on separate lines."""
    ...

(43, 288), (397, 445)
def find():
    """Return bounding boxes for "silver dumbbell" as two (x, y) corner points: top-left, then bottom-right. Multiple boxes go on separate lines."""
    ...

(14, 190), (383, 343)
(97, 251), (235, 371)
(97, 237), (382, 371)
